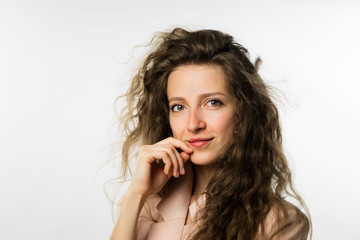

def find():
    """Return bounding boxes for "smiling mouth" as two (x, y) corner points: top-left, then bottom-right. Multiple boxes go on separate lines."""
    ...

(187, 138), (214, 148)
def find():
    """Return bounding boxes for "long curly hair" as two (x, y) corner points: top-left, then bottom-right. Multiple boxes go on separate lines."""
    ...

(116, 27), (311, 240)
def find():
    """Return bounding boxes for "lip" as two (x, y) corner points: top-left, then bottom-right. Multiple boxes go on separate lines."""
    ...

(187, 138), (214, 148)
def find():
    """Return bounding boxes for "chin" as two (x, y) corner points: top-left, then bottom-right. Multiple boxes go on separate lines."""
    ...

(189, 152), (216, 166)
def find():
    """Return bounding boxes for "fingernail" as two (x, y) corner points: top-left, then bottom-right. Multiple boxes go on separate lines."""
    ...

(181, 167), (185, 175)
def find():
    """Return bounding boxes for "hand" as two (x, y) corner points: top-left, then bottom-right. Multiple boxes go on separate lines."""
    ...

(127, 137), (193, 197)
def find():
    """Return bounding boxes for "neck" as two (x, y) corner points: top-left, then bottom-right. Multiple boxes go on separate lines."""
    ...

(192, 163), (214, 194)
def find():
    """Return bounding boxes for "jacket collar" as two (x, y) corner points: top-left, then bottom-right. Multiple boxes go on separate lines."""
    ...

(156, 162), (193, 221)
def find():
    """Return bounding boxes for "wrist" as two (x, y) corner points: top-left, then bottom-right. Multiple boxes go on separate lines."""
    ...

(124, 188), (147, 202)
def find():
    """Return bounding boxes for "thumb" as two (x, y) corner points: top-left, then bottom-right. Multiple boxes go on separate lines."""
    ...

(180, 152), (191, 162)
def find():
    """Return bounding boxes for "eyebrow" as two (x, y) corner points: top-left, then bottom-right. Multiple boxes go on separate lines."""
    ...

(168, 92), (226, 102)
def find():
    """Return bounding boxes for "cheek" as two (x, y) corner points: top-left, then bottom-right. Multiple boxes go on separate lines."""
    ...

(169, 117), (182, 138)
(216, 112), (235, 137)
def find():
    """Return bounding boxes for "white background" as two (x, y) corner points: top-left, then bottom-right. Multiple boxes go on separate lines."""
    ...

(1, 0), (359, 239)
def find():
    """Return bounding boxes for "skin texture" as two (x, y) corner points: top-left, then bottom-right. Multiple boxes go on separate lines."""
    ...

(111, 64), (237, 240)
(112, 28), (311, 240)
(129, 137), (193, 197)
(110, 137), (193, 240)
(167, 64), (236, 167)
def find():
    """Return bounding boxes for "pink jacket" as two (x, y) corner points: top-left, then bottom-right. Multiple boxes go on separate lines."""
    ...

(126, 163), (309, 240)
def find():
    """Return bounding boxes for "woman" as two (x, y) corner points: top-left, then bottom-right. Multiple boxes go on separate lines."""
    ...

(111, 28), (311, 240)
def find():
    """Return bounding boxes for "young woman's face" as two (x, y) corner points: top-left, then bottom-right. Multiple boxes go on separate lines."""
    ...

(167, 64), (236, 166)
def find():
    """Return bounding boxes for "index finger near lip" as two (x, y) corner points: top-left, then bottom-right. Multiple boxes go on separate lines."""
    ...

(159, 137), (193, 153)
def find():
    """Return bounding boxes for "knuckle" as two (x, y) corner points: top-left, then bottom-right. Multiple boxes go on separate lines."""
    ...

(161, 151), (170, 159)
(139, 145), (149, 152)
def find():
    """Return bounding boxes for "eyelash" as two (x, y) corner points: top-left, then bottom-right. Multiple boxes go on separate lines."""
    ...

(206, 99), (222, 107)
(170, 104), (184, 112)
(170, 99), (223, 112)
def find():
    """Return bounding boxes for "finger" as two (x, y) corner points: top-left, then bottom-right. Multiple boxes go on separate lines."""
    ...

(169, 147), (180, 177)
(173, 148), (186, 175)
(152, 146), (178, 176)
(159, 137), (193, 154)
(160, 151), (172, 176)
(156, 146), (186, 177)
(180, 152), (191, 162)
(152, 145), (181, 178)
(145, 148), (173, 176)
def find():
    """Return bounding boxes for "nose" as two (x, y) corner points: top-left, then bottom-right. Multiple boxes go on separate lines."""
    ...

(187, 108), (206, 132)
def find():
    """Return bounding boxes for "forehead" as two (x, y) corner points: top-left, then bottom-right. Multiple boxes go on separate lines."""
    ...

(167, 64), (228, 97)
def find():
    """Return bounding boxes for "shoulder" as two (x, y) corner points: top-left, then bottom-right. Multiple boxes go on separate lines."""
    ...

(257, 201), (310, 240)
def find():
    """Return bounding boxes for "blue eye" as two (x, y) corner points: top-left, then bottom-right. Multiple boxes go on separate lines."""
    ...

(206, 99), (222, 107)
(171, 104), (184, 112)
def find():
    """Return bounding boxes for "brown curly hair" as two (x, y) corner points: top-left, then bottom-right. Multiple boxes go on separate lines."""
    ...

(116, 27), (311, 240)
